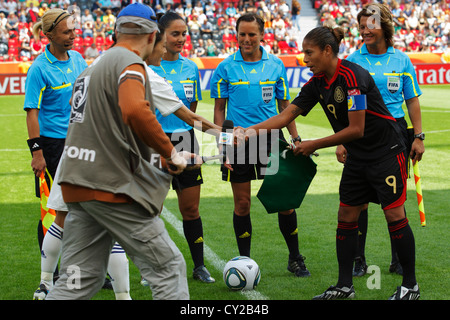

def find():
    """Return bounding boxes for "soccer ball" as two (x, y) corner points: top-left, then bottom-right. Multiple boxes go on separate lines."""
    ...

(223, 256), (261, 290)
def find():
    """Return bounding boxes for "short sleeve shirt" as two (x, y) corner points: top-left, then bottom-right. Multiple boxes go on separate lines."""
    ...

(23, 45), (88, 138)
(150, 54), (202, 133)
(210, 46), (290, 128)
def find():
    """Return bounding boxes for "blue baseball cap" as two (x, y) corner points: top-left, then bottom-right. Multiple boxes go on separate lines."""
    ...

(117, 3), (157, 22)
(116, 3), (158, 34)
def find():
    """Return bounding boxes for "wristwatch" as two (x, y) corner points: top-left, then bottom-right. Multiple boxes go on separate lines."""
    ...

(414, 132), (425, 140)
(292, 135), (301, 143)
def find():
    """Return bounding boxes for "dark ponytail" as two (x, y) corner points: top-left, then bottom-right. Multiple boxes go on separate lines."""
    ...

(304, 26), (344, 56)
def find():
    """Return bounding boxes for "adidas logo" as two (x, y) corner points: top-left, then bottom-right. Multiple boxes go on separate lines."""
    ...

(375, 61), (382, 66)
(170, 69), (177, 74)
(250, 69), (257, 74)
(32, 143), (39, 149)
(239, 232), (251, 238)
(67, 68), (72, 73)
(194, 237), (204, 244)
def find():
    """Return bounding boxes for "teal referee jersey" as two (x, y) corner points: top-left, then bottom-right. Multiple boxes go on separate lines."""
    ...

(210, 46), (290, 128)
(23, 44), (87, 138)
(150, 54), (202, 133)
(346, 44), (422, 119)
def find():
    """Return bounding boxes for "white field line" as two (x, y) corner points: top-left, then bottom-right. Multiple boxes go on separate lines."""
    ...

(160, 206), (269, 300)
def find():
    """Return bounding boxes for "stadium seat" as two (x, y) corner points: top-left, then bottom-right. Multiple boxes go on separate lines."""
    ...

(18, 22), (28, 30)
(95, 36), (105, 50)
(104, 35), (114, 49)
(73, 46), (84, 55)
(74, 37), (83, 47)
(264, 33), (274, 42)
(8, 47), (19, 58)
(8, 38), (19, 49)
(83, 36), (94, 47)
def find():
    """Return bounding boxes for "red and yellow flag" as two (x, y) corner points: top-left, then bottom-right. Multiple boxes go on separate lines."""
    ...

(39, 170), (56, 235)
(413, 161), (426, 227)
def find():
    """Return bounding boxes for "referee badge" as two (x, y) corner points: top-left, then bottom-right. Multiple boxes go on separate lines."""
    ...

(183, 83), (194, 103)
(387, 77), (400, 93)
(262, 86), (273, 103)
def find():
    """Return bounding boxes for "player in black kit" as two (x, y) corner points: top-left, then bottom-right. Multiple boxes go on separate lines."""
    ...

(241, 26), (419, 300)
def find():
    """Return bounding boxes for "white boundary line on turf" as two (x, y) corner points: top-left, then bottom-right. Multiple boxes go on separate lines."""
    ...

(161, 206), (269, 300)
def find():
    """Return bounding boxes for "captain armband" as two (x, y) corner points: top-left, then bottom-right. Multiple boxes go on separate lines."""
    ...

(27, 137), (42, 152)
(347, 94), (367, 111)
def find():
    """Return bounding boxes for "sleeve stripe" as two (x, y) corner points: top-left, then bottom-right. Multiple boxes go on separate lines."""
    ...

(118, 70), (145, 86)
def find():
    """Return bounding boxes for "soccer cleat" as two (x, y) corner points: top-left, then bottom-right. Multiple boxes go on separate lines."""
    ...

(312, 285), (356, 300)
(193, 265), (215, 283)
(288, 254), (311, 277)
(388, 284), (420, 300)
(33, 283), (49, 300)
(140, 276), (149, 287)
(353, 257), (368, 277)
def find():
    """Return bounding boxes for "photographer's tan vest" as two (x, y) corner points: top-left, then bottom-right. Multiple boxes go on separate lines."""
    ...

(58, 46), (171, 215)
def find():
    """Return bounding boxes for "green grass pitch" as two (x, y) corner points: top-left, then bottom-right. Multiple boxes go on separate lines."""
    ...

(0, 85), (448, 301)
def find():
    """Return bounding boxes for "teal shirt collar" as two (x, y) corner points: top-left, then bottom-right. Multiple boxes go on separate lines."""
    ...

(360, 43), (395, 55)
(44, 44), (72, 63)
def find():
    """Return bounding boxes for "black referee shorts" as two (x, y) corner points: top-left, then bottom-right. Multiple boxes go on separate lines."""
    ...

(222, 130), (285, 183)
(34, 136), (65, 197)
(166, 129), (203, 190)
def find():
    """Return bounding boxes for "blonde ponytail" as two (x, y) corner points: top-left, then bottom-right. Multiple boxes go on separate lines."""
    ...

(32, 9), (71, 40)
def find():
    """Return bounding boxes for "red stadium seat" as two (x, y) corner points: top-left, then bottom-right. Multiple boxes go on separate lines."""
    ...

(8, 38), (19, 48)
(278, 41), (289, 50)
(8, 47), (19, 59)
(74, 37), (83, 47)
(95, 36), (105, 50)
(73, 46), (84, 55)
(264, 33), (274, 41)
(104, 35), (114, 49)
(83, 36), (94, 47)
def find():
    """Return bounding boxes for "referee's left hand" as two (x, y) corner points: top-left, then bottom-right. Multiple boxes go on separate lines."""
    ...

(410, 139), (425, 164)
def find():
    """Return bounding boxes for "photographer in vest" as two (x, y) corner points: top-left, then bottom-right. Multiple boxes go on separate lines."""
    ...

(46, 3), (197, 300)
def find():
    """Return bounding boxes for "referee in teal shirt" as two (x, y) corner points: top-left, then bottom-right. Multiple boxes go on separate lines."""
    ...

(211, 12), (311, 277)
(23, 8), (87, 299)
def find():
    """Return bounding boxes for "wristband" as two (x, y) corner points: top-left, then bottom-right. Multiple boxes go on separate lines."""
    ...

(27, 137), (42, 152)
(292, 135), (301, 143)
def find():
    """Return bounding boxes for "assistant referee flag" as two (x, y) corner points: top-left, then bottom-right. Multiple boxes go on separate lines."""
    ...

(257, 140), (317, 213)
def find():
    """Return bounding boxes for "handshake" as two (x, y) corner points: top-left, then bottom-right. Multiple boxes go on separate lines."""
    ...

(165, 120), (237, 175)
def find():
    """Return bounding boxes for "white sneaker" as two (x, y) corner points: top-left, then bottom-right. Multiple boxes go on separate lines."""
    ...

(33, 283), (49, 300)
(388, 284), (420, 300)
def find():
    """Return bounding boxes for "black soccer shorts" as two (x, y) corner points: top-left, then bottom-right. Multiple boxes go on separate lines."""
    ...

(339, 152), (407, 210)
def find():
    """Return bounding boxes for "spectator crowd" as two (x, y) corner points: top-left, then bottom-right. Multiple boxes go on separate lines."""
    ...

(0, 0), (449, 62)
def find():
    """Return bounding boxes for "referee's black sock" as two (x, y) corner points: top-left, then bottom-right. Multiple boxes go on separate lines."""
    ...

(278, 210), (300, 260)
(336, 221), (358, 288)
(388, 218), (416, 288)
(233, 212), (252, 257)
(183, 217), (204, 269)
